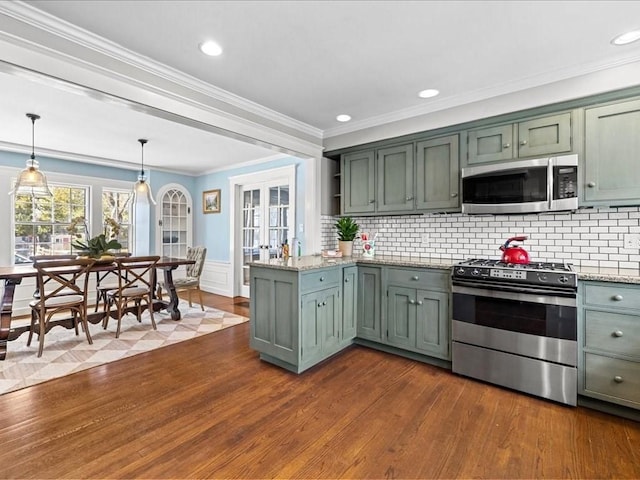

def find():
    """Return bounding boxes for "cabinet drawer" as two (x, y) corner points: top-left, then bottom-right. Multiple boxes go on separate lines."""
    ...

(300, 268), (340, 292)
(584, 309), (640, 358)
(582, 283), (640, 311)
(584, 353), (640, 407)
(387, 268), (448, 290)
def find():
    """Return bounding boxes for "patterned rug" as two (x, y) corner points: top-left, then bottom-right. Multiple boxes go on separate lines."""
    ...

(0, 303), (248, 395)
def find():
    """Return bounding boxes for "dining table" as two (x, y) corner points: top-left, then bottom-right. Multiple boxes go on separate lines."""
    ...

(0, 256), (195, 360)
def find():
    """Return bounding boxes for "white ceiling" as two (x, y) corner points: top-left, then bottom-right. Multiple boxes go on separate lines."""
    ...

(3, 0), (640, 174)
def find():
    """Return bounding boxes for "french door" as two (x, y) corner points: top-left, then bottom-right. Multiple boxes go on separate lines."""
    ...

(239, 182), (291, 297)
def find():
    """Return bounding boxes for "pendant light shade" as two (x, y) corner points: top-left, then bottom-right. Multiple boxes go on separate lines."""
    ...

(132, 138), (156, 205)
(9, 113), (52, 197)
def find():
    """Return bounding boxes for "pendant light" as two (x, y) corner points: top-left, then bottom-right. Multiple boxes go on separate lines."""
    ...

(132, 138), (156, 205)
(8, 113), (52, 197)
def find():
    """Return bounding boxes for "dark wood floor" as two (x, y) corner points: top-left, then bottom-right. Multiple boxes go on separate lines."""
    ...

(0, 293), (639, 479)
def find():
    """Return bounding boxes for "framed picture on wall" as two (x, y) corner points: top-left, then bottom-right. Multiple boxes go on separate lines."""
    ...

(203, 189), (221, 214)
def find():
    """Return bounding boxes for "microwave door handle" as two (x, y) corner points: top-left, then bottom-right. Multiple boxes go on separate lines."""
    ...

(547, 158), (554, 209)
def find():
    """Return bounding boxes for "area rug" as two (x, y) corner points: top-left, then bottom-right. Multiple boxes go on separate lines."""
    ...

(0, 303), (248, 395)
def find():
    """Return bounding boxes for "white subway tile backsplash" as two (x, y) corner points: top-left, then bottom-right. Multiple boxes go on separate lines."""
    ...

(321, 206), (640, 269)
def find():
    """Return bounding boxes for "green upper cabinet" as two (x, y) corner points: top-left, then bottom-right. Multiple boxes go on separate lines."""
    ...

(584, 98), (640, 205)
(415, 135), (460, 211)
(342, 150), (376, 214)
(376, 144), (415, 213)
(466, 112), (572, 165)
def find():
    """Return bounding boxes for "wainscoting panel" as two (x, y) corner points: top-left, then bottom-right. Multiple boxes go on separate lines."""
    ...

(200, 260), (233, 297)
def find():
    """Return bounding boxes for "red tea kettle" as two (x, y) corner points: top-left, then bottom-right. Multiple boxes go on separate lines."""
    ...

(499, 236), (530, 264)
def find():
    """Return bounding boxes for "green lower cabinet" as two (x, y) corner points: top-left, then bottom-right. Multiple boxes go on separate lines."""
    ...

(387, 285), (450, 359)
(301, 286), (342, 367)
(356, 266), (382, 341)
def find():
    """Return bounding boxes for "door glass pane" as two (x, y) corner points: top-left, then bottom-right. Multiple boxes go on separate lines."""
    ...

(242, 188), (261, 286)
(268, 186), (290, 258)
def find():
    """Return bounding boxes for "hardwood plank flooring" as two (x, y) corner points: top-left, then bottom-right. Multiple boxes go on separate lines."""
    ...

(0, 293), (638, 479)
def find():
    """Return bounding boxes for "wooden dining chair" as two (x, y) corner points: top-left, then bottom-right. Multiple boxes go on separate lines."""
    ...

(156, 246), (207, 310)
(27, 257), (96, 357)
(94, 252), (132, 312)
(103, 255), (160, 338)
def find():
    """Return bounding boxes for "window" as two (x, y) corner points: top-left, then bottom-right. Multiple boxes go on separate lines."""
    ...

(102, 189), (132, 253)
(14, 184), (88, 263)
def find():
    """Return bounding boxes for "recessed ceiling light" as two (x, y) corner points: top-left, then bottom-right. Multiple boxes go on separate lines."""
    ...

(336, 114), (351, 122)
(611, 29), (640, 46)
(418, 89), (440, 98)
(199, 40), (223, 56)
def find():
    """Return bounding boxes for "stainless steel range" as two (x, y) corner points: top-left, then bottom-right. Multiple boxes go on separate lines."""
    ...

(451, 259), (578, 406)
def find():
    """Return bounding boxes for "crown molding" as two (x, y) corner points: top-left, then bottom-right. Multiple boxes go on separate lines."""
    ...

(1, 2), (323, 141)
(324, 52), (640, 139)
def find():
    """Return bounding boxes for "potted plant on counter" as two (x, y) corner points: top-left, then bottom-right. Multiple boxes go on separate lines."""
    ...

(335, 216), (359, 256)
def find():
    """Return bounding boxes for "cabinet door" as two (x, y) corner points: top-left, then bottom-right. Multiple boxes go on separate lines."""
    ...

(322, 287), (342, 354)
(157, 185), (192, 258)
(584, 99), (640, 203)
(517, 113), (571, 158)
(386, 286), (416, 349)
(376, 144), (415, 212)
(415, 135), (460, 211)
(301, 291), (322, 361)
(415, 289), (450, 359)
(342, 266), (358, 340)
(357, 266), (382, 341)
(342, 150), (376, 214)
(467, 124), (514, 164)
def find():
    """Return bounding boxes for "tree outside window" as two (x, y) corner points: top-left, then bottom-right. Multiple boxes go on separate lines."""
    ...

(14, 185), (88, 263)
(102, 189), (132, 253)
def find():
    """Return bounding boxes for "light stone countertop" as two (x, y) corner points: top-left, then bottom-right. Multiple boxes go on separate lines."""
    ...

(251, 255), (640, 284)
(249, 254), (456, 272)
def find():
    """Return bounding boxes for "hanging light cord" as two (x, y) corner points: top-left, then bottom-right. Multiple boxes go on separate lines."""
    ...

(26, 113), (40, 162)
(138, 138), (148, 177)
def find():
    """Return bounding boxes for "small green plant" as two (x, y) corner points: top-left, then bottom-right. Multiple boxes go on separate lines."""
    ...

(335, 216), (359, 241)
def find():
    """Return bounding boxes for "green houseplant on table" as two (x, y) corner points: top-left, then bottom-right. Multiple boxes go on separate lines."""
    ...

(68, 216), (123, 261)
(335, 216), (359, 256)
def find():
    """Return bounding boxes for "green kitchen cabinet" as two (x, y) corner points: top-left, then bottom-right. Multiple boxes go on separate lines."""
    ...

(301, 286), (342, 365)
(466, 112), (572, 165)
(579, 281), (640, 411)
(250, 265), (346, 373)
(342, 150), (376, 214)
(341, 143), (414, 215)
(342, 266), (358, 341)
(376, 144), (415, 213)
(584, 98), (640, 205)
(357, 266), (382, 341)
(385, 267), (450, 360)
(415, 134), (460, 211)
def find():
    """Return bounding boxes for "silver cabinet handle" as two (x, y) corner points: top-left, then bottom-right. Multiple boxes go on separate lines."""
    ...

(317, 303), (322, 309)
(612, 294), (623, 301)
(503, 143), (510, 148)
(519, 140), (527, 146)
(588, 182), (596, 188)
(613, 330), (624, 337)
(369, 200), (375, 204)
(344, 278), (349, 283)
(406, 197), (414, 201)
(451, 193), (458, 197)
(412, 276), (419, 281)
(319, 277), (324, 282)
(409, 299), (415, 304)
(322, 301), (327, 306)
(614, 375), (624, 383)
(417, 300), (423, 305)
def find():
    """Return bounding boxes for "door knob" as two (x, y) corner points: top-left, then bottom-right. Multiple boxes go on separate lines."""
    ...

(588, 182), (596, 188)
(612, 294), (623, 301)
(614, 375), (624, 383)
(612, 330), (624, 337)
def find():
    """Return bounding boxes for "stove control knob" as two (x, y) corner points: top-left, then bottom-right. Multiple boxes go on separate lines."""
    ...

(537, 273), (548, 282)
(456, 268), (465, 275)
(558, 275), (569, 284)
(471, 269), (480, 276)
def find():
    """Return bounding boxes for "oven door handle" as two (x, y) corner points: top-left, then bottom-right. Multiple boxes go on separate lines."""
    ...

(452, 284), (576, 307)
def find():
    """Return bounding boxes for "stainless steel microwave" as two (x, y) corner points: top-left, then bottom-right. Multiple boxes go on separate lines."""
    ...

(461, 154), (578, 215)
